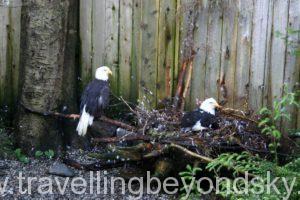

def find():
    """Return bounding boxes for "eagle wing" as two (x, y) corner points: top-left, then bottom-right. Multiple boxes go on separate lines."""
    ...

(181, 109), (219, 129)
(97, 84), (110, 111)
(80, 80), (110, 117)
(181, 110), (204, 128)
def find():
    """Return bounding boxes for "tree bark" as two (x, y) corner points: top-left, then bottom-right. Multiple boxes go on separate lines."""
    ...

(16, 0), (70, 153)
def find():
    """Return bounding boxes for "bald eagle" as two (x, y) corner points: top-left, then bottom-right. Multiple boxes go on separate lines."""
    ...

(76, 66), (112, 136)
(181, 98), (221, 131)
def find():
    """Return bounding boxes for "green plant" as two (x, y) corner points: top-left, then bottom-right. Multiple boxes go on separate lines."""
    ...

(206, 152), (265, 176)
(14, 148), (29, 164)
(34, 150), (44, 158)
(258, 87), (299, 163)
(44, 149), (55, 159)
(35, 149), (55, 159)
(179, 164), (202, 199)
(206, 151), (300, 200)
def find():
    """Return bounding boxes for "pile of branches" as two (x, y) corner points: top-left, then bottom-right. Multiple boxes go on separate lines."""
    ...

(92, 99), (269, 159)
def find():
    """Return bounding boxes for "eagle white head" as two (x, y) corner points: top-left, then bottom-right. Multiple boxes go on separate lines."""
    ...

(200, 98), (221, 115)
(95, 66), (113, 81)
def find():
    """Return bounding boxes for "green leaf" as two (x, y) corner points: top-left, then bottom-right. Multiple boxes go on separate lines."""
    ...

(272, 130), (282, 139)
(35, 151), (44, 158)
(258, 118), (270, 127)
(262, 127), (272, 134)
(179, 172), (192, 176)
(14, 148), (21, 157)
(14, 148), (29, 164)
(186, 164), (192, 172)
(259, 107), (271, 115)
(44, 149), (55, 159)
(20, 156), (29, 164)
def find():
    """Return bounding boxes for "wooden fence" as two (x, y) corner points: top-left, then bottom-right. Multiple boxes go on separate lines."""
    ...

(0, 0), (21, 115)
(0, 0), (299, 130)
(79, 0), (300, 130)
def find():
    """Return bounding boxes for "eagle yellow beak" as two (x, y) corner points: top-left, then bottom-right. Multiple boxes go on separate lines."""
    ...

(215, 103), (222, 108)
(108, 69), (113, 75)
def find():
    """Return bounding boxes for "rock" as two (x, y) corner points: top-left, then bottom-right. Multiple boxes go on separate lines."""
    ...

(0, 164), (8, 176)
(48, 162), (75, 177)
(0, 164), (8, 170)
(0, 170), (6, 176)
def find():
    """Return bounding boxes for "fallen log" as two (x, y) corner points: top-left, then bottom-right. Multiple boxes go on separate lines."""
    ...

(63, 158), (125, 171)
(91, 134), (151, 144)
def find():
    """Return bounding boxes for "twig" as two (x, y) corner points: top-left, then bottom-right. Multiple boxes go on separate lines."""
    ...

(142, 120), (148, 135)
(170, 143), (212, 162)
(221, 107), (246, 116)
(169, 143), (256, 177)
(220, 109), (258, 124)
(101, 116), (135, 131)
(119, 96), (138, 115)
(20, 102), (136, 131)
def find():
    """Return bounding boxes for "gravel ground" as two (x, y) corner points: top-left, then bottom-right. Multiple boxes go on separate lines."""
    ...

(0, 150), (175, 200)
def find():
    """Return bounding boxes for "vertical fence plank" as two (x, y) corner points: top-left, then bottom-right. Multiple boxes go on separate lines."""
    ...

(172, 0), (181, 97)
(79, 0), (93, 90)
(269, 0), (288, 105)
(157, 0), (176, 104)
(0, 4), (9, 107)
(139, 0), (159, 108)
(270, 0), (289, 131)
(205, 1), (223, 100)
(131, 0), (141, 102)
(234, 0), (253, 110)
(119, 0), (133, 100)
(219, 0), (238, 106)
(262, 0), (274, 108)
(104, 0), (120, 95)
(284, 0), (300, 131)
(9, 0), (22, 107)
(92, 0), (106, 75)
(189, 2), (209, 108)
(249, 0), (272, 113)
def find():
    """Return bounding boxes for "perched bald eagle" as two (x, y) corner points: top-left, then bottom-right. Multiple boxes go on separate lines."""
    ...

(181, 98), (221, 131)
(77, 66), (112, 136)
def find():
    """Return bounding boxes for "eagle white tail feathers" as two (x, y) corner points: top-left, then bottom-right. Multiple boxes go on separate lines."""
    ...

(76, 105), (94, 136)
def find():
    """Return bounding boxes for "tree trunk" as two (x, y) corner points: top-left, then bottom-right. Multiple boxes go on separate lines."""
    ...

(16, 0), (70, 153)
